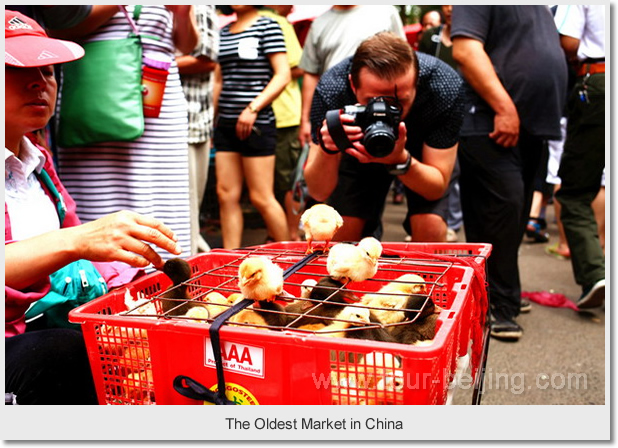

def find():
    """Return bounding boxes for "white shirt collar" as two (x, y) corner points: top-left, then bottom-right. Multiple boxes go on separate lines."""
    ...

(5, 137), (47, 176)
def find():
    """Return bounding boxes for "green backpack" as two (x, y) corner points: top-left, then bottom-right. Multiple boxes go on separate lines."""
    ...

(23, 168), (108, 329)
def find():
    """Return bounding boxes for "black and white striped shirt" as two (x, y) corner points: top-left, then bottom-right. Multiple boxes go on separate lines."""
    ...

(218, 16), (286, 126)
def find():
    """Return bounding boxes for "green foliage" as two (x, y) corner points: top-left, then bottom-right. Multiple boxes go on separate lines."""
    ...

(394, 5), (441, 24)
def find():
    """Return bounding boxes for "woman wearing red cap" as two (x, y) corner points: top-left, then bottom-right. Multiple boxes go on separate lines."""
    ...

(5, 10), (182, 404)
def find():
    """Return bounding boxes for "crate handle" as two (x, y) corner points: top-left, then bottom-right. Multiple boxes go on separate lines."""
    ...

(173, 375), (234, 405)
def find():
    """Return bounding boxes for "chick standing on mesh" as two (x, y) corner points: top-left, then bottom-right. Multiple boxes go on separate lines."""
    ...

(326, 237), (383, 283)
(300, 203), (343, 253)
(238, 256), (284, 303)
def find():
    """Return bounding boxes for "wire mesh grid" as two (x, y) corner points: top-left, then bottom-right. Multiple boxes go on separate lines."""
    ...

(121, 247), (455, 336)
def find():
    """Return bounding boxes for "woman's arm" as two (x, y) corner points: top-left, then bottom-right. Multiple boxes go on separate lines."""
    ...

(167, 5), (199, 55)
(235, 51), (291, 140)
(299, 72), (320, 146)
(6, 210), (181, 291)
(176, 55), (216, 76)
(47, 5), (121, 40)
(213, 64), (222, 117)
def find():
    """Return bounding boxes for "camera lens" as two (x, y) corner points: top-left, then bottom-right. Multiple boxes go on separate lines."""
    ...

(364, 124), (396, 158)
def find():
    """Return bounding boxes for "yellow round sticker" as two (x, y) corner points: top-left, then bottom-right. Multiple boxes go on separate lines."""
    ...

(204, 383), (259, 405)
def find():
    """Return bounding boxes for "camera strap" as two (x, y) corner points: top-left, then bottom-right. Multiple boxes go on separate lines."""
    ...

(324, 109), (354, 154)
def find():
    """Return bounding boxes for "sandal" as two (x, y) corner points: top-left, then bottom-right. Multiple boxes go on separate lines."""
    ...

(545, 243), (570, 260)
(525, 217), (550, 243)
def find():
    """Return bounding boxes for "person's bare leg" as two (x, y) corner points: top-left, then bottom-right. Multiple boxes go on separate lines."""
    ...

(243, 155), (290, 242)
(410, 214), (447, 242)
(216, 152), (245, 249)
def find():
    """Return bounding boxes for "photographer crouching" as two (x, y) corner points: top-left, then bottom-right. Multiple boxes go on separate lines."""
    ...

(304, 32), (465, 242)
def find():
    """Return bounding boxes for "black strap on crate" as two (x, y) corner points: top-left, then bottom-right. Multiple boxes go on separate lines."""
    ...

(174, 250), (321, 405)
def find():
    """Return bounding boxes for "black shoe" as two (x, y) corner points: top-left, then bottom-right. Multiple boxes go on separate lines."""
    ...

(577, 279), (605, 309)
(520, 298), (532, 313)
(490, 315), (523, 341)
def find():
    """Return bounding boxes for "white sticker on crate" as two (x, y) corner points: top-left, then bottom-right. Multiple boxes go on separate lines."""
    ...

(205, 338), (265, 379)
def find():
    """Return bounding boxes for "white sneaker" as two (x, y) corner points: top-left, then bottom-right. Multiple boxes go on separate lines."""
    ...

(577, 279), (605, 309)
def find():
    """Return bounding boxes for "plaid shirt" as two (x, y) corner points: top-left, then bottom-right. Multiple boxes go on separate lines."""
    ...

(180, 5), (219, 144)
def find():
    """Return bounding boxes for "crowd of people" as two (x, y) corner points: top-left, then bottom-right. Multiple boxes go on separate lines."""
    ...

(5, 5), (605, 404)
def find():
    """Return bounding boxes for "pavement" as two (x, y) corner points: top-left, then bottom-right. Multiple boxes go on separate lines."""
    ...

(201, 192), (606, 405)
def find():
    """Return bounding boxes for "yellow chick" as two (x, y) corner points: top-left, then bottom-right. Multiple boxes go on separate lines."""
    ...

(361, 273), (427, 325)
(228, 308), (270, 331)
(184, 305), (210, 322)
(123, 369), (155, 403)
(358, 351), (402, 390)
(238, 256), (284, 303)
(124, 289), (157, 317)
(315, 306), (372, 338)
(326, 237), (382, 283)
(300, 203), (343, 253)
(203, 291), (231, 318)
(227, 293), (244, 305)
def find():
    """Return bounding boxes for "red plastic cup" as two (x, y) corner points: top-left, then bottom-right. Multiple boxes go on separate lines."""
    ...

(142, 53), (172, 118)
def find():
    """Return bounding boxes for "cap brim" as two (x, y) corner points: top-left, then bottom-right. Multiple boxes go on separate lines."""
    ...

(5, 35), (84, 67)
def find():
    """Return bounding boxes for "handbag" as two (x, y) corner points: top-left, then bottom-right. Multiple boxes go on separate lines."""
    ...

(56, 6), (144, 147)
(23, 168), (108, 329)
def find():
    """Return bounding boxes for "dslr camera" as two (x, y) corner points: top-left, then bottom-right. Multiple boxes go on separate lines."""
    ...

(325, 96), (402, 158)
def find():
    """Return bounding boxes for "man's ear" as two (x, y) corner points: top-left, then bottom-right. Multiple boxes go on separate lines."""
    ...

(348, 73), (357, 95)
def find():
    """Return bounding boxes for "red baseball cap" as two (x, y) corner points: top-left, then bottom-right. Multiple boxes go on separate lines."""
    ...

(5, 10), (84, 67)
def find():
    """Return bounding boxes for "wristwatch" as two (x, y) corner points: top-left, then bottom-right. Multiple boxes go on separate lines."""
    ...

(247, 104), (259, 114)
(386, 151), (412, 176)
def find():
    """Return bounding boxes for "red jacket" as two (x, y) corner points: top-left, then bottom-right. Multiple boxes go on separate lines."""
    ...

(5, 144), (142, 337)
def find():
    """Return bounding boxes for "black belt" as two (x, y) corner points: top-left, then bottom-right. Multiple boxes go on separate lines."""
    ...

(583, 58), (604, 64)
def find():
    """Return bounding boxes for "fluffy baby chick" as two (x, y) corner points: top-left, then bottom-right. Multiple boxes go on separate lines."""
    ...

(286, 276), (358, 328)
(314, 306), (372, 338)
(203, 291), (233, 318)
(228, 301), (289, 330)
(300, 203), (343, 253)
(238, 256), (284, 303)
(124, 289), (157, 317)
(300, 278), (318, 299)
(357, 351), (402, 390)
(123, 369), (155, 403)
(160, 258), (193, 316)
(345, 310), (397, 343)
(303, 305), (394, 343)
(390, 296), (442, 345)
(227, 292), (243, 303)
(184, 305), (210, 322)
(361, 273), (428, 326)
(326, 237), (382, 283)
(282, 279), (317, 318)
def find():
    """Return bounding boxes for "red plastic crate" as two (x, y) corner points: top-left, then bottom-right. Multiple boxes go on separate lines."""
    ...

(233, 241), (491, 361)
(70, 249), (477, 405)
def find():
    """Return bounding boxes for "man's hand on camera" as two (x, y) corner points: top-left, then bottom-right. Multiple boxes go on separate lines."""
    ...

(318, 114), (362, 155)
(346, 121), (408, 165)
